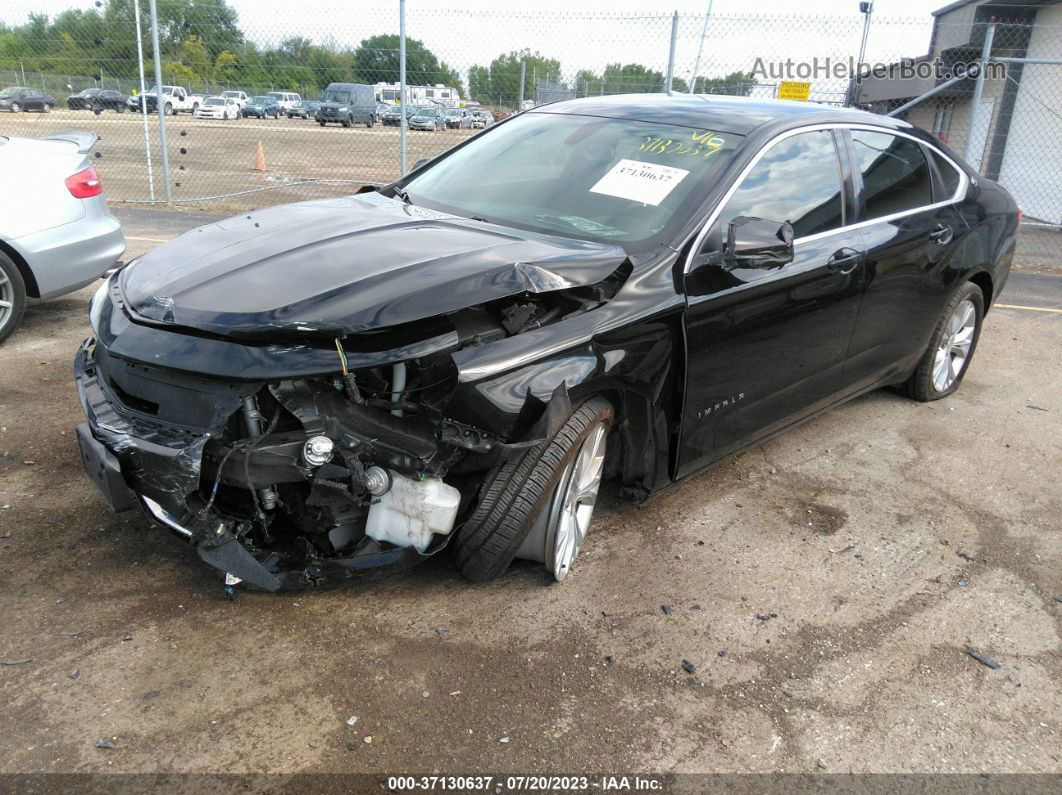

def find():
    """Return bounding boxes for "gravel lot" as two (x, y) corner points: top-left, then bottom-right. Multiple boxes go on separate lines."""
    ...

(2, 107), (476, 209)
(0, 207), (1059, 776)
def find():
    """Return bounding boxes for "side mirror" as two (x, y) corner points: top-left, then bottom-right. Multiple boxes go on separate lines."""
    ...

(411, 157), (430, 171)
(724, 216), (794, 270)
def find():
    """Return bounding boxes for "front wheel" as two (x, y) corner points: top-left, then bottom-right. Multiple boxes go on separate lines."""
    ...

(900, 281), (985, 401)
(9, 102), (20, 113)
(43, 102), (52, 112)
(454, 396), (613, 583)
(164, 102), (173, 116)
(318, 121), (326, 127)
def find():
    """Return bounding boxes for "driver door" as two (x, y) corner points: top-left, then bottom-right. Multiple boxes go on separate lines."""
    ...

(677, 128), (866, 478)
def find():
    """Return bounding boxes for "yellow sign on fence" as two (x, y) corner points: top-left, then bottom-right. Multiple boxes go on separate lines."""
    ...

(778, 81), (811, 102)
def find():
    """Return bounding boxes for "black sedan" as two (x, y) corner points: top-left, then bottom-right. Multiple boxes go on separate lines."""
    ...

(68, 88), (127, 112)
(242, 95), (280, 119)
(74, 94), (1017, 593)
(0, 86), (55, 112)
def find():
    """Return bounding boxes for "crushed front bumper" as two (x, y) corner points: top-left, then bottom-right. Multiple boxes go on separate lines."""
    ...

(74, 339), (429, 592)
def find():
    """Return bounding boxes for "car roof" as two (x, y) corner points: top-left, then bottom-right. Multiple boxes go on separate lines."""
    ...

(536, 93), (912, 137)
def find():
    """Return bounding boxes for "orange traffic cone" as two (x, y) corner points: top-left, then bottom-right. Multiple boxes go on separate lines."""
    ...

(253, 141), (266, 172)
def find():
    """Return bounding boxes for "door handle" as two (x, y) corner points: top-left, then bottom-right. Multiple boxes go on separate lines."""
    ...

(827, 248), (863, 275)
(929, 223), (954, 245)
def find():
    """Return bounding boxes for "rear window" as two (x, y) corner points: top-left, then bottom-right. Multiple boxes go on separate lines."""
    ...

(851, 130), (933, 220)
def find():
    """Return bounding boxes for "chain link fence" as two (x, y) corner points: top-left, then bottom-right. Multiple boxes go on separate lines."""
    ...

(0, 2), (1058, 263)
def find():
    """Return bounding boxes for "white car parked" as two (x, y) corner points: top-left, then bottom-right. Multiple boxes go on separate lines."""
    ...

(194, 96), (241, 120)
(267, 91), (301, 116)
(0, 130), (125, 342)
(221, 90), (248, 109)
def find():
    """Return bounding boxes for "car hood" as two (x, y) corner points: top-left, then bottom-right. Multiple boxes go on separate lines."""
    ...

(118, 193), (628, 340)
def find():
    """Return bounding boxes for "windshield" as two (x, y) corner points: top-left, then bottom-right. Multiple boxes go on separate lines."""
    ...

(445, 110), (460, 116)
(251, 96), (269, 104)
(205, 97), (224, 105)
(0, 89), (18, 98)
(223, 91), (240, 98)
(323, 89), (350, 103)
(403, 112), (742, 250)
(78, 89), (98, 97)
(413, 108), (435, 118)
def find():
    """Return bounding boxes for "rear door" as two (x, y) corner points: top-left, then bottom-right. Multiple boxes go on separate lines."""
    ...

(841, 128), (969, 389)
(678, 128), (865, 478)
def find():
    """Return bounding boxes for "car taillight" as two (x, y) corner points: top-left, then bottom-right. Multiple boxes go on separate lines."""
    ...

(66, 166), (103, 199)
(1017, 207), (1023, 225)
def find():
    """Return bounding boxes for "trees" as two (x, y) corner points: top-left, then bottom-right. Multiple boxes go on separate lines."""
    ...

(352, 34), (461, 90)
(468, 49), (561, 108)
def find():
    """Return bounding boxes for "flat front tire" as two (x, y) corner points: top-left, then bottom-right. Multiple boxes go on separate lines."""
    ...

(900, 280), (985, 401)
(454, 396), (614, 583)
(0, 252), (28, 344)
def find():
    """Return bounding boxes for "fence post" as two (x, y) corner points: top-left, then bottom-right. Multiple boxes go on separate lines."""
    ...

(147, 0), (171, 203)
(518, 60), (526, 110)
(964, 20), (996, 166)
(665, 11), (679, 94)
(133, 0), (155, 204)
(690, 0), (714, 93)
(399, 0), (407, 176)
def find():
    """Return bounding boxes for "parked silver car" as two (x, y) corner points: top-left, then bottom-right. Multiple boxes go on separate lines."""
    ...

(0, 130), (125, 342)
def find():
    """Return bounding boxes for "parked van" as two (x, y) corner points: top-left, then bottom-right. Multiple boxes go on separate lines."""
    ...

(316, 83), (376, 128)
(267, 91), (301, 116)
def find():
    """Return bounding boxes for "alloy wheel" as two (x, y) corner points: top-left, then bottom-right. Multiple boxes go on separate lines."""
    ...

(545, 421), (608, 581)
(0, 268), (13, 331)
(932, 298), (976, 392)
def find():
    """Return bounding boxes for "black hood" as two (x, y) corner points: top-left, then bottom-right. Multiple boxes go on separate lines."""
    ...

(119, 194), (627, 340)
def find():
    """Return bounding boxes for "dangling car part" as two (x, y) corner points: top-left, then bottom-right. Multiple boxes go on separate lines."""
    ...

(75, 94), (1017, 592)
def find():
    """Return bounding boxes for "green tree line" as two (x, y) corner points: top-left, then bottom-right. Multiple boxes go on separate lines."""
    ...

(0, 0), (754, 106)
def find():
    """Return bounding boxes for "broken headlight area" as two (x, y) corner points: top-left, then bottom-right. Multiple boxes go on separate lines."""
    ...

(75, 336), (505, 592)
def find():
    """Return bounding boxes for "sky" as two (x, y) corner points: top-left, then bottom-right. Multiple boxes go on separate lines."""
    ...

(4, 0), (952, 98)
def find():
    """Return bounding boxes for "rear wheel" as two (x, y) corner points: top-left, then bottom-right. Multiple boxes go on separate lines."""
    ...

(43, 102), (52, 112)
(454, 396), (613, 583)
(9, 102), (20, 113)
(0, 252), (28, 344)
(900, 281), (984, 401)
(164, 102), (173, 115)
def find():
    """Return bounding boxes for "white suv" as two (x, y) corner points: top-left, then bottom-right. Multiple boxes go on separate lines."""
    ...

(267, 92), (301, 117)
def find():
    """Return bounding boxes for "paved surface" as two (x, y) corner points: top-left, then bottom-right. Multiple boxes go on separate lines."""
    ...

(0, 208), (1059, 775)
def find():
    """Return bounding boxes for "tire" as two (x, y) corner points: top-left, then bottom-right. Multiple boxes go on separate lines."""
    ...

(319, 121), (326, 127)
(10, 102), (20, 113)
(116, 105), (125, 113)
(43, 102), (52, 112)
(164, 102), (173, 116)
(0, 252), (28, 344)
(453, 396), (614, 583)
(367, 117), (374, 128)
(899, 280), (985, 402)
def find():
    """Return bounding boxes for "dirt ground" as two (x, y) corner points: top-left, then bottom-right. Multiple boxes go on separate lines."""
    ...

(2, 107), (475, 210)
(0, 207), (1060, 777)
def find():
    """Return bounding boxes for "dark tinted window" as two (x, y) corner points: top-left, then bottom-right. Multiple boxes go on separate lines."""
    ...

(927, 148), (961, 201)
(719, 130), (844, 238)
(851, 130), (933, 219)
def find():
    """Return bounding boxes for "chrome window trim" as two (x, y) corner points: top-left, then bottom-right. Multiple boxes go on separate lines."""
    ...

(682, 122), (969, 274)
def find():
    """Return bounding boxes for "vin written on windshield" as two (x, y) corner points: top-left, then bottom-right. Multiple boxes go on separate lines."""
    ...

(399, 113), (742, 251)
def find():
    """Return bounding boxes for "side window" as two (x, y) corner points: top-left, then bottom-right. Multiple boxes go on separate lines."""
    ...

(851, 130), (933, 220)
(927, 148), (962, 201)
(718, 130), (844, 239)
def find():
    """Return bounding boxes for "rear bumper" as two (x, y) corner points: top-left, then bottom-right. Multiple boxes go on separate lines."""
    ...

(15, 201), (125, 300)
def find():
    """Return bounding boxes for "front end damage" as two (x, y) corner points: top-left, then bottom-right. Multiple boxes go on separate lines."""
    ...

(75, 256), (632, 592)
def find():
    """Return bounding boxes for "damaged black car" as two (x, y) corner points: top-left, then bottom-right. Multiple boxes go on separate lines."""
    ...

(75, 94), (1018, 593)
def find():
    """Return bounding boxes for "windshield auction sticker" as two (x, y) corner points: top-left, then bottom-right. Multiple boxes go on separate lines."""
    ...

(589, 159), (690, 206)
